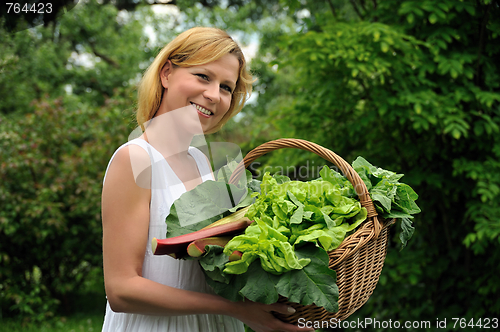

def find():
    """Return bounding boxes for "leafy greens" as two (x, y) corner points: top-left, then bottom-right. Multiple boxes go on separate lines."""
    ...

(222, 170), (368, 275)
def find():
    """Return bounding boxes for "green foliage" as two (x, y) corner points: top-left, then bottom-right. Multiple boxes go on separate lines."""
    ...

(0, 0), (152, 115)
(0, 91), (134, 319)
(0, 23), (71, 115)
(204, 244), (339, 313)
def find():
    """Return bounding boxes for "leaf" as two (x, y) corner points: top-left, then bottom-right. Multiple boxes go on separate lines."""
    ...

(385, 210), (413, 219)
(276, 245), (339, 312)
(229, 189), (255, 212)
(407, 13), (415, 24)
(165, 204), (225, 238)
(199, 245), (231, 284)
(319, 166), (350, 188)
(371, 190), (393, 213)
(287, 190), (304, 207)
(381, 42), (389, 53)
(290, 204), (304, 224)
(414, 103), (422, 114)
(203, 270), (245, 303)
(399, 217), (415, 250)
(429, 13), (438, 24)
(165, 180), (248, 238)
(394, 184), (421, 215)
(274, 174), (291, 184)
(238, 260), (281, 304)
(247, 178), (262, 195)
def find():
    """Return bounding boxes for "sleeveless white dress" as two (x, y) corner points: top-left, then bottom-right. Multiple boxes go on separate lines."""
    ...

(101, 138), (245, 332)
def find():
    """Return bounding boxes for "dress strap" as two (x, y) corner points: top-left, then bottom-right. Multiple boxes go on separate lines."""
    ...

(188, 146), (215, 182)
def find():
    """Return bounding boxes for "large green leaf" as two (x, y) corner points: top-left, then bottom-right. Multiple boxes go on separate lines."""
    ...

(166, 180), (249, 237)
(199, 245), (231, 284)
(276, 245), (339, 313)
(238, 261), (281, 304)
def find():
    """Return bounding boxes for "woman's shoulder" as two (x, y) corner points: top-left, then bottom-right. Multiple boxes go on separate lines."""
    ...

(104, 139), (153, 187)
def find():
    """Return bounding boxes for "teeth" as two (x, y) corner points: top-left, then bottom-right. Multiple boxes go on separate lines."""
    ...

(192, 103), (212, 116)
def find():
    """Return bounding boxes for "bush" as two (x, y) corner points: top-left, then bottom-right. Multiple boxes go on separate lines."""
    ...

(0, 89), (135, 320)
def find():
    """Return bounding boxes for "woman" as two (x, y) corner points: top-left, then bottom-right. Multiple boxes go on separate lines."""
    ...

(101, 27), (314, 332)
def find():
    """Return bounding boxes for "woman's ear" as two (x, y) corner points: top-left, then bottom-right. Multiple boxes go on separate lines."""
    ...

(160, 60), (172, 89)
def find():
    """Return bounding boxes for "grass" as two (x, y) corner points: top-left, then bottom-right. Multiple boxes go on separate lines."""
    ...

(0, 312), (104, 332)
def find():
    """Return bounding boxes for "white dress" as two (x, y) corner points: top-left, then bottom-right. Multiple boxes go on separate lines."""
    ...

(101, 138), (245, 332)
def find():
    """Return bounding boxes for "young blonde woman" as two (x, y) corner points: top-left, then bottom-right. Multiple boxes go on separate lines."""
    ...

(101, 27), (314, 332)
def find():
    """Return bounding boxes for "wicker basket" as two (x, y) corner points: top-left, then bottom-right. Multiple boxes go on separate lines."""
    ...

(228, 138), (394, 324)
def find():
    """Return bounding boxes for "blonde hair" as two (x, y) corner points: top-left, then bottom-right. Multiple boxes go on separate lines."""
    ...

(136, 27), (253, 134)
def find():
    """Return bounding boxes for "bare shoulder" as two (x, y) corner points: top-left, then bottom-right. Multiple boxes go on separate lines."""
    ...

(105, 144), (152, 189)
(102, 144), (152, 222)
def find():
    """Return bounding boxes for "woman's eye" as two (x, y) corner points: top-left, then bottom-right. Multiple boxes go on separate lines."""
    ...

(221, 84), (232, 93)
(195, 73), (209, 80)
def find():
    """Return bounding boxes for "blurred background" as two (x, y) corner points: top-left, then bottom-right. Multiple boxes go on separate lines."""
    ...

(1, 0), (499, 331)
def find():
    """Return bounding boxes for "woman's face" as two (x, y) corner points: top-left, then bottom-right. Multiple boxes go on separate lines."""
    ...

(159, 53), (239, 133)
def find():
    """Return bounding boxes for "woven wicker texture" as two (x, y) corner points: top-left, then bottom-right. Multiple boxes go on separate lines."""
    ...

(228, 138), (392, 324)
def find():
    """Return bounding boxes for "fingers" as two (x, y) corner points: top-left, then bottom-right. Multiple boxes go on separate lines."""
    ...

(268, 303), (297, 316)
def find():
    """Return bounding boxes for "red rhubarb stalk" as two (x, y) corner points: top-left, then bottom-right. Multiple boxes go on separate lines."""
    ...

(152, 219), (249, 256)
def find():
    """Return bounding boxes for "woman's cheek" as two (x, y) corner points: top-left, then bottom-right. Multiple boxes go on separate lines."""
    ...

(224, 96), (232, 113)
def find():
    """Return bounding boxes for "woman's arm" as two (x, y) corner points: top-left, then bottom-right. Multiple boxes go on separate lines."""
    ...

(101, 145), (314, 332)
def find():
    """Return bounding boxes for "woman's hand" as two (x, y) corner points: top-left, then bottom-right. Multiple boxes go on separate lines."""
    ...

(231, 300), (315, 332)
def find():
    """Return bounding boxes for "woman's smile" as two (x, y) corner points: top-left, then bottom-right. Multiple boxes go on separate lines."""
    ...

(190, 102), (214, 117)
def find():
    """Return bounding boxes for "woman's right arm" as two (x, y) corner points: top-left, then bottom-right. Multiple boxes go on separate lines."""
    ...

(101, 145), (314, 332)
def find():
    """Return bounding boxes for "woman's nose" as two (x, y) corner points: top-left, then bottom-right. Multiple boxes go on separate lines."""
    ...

(203, 83), (220, 103)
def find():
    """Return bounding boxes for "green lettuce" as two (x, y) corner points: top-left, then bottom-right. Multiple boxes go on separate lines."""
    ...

(221, 169), (368, 275)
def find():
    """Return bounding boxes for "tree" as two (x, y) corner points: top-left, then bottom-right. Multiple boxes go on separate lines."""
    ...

(0, 91), (134, 320)
(0, 0), (155, 115)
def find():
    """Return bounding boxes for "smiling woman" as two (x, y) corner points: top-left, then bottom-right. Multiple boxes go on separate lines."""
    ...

(100, 27), (315, 332)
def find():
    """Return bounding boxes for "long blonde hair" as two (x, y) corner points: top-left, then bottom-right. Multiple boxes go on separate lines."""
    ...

(136, 27), (253, 134)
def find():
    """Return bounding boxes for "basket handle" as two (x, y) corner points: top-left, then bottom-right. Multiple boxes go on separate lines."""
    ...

(228, 138), (382, 234)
